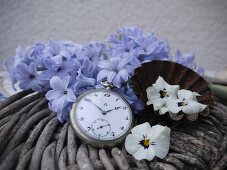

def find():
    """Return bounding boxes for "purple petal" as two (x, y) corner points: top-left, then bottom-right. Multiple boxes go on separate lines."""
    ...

(112, 74), (122, 88)
(118, 69), (128, 81)
(43, 58), (53, 70)
(117, 57), (131, 70)
(98, 61), (114, 70)
(51, 55), (63, 64)
(16, 63), (29, 75)
(50, 76), (64, 90)
(97, 69), (109, 82)
(107, 71), (117, 82)
(62, 76), (71, 90)
(19, 81), (31, 90)
(28, 62), (37, 75)
(52, 95), (67, 110)
(45, 89), (64, 100)
(110, 57), (120, 67)
(66, 89), (76, 102)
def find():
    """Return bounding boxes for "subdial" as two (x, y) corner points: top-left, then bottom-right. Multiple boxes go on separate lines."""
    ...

(91, 119), (111, 137)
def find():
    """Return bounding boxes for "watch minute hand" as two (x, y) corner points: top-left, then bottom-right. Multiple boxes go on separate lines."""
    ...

(91, 102), (105, 113)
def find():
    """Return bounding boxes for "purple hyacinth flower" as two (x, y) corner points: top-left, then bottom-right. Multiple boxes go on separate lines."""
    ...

(79, 58), (98, 78)
(135, 34), (170, 62)
(42, 39), (71, 64)
(172, 50), (205, 75)
(74, 70), (97, 95)
(48, 101), (72, 123)
(196, 66), (205, 75)
(111, 35), (138, 59)
(113, 85), (144, 113)
(97, 57), (134, 88)
(174, 50), (196, 69)
(41, 57), (77, 80)
(108, 27), (143, 44)
(15, 62), (44, 92)
(79, 42), (106, 63)
(26, 42), (45, 69)
(46, 76), (76, 111)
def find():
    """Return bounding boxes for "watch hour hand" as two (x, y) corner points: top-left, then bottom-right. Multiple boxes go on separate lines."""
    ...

(103, 106), (121, 115)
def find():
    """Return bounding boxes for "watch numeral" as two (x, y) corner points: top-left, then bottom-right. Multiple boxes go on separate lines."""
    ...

(110, 132), (115, 136)
(84, 98), (91, 102)
(87, 127), (91, 131)
(122, 106), (127, 110)
(115, 107), (120, 110)
(120, 126), (124, 130)
(79, 117), (84, 121)
(78, 106), (83, 110)
(94, 93), (98, 97)
(104, 103), (107, 106)
(116, 98), (119, 101)
(124, 116), (129, 120)
(104, 93), (110, 97)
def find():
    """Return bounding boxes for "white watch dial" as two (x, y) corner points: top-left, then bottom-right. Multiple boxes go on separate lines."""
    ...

(74, 90), (132, 141)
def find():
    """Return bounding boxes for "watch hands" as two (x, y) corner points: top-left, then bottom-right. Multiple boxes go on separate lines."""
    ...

(102, 106), (121, 115)
(97, 124), (110, 129)
(85, 98), (105, 114)
(103, 107), (121, 115)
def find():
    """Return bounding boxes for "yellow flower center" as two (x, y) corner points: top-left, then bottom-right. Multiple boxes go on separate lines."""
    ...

(159, 89), (168, 98)
(139, 139), (151, 149)
(178, 101), (187, 107)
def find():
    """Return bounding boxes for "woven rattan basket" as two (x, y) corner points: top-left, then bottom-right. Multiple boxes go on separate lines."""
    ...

(0, 90), (227, 170)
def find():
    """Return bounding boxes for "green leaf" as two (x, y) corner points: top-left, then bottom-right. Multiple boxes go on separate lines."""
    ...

(209, 84), (227, 100)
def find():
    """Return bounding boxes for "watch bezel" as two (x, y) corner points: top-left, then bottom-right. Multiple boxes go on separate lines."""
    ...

(70, 88), (134, 148)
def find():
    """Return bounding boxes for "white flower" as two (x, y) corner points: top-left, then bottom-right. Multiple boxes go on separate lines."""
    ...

(166, 89), (207, 115)
(125, 122), (170, 161)
(146, 76), (179, 114)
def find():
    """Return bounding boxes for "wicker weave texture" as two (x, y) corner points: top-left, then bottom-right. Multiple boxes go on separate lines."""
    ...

(0, 90), (227, 170)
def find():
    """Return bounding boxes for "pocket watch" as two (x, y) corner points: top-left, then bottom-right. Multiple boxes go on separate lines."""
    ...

(70, 81), (134, 148)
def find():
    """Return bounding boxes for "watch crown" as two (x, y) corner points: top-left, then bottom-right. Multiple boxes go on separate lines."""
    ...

(101, 81), (115, 90)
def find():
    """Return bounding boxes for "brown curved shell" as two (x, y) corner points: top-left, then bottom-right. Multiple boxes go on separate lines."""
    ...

(131, 60), (214, 120)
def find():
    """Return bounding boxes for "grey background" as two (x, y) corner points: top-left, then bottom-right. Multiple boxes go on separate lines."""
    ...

(0, 0), (227, 72)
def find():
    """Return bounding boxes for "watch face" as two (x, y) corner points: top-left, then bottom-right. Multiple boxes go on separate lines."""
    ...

(70, 89), (133, 145)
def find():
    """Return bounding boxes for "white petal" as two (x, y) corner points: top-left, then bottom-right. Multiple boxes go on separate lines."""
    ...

(133, 146), (155, 161)
(177, 89), (194, 100)
(153, 76), (168, 90)
(182, 100), (204, 114)
(146, 87), (160, 105)
(125, 134), (141, 154)
(152, 135), (170, 159)
(150, 125), (171, 140)
(166, 99), (182, 113)
(159, 106), (169, 115)
(193, 92), (201, 97)
(131, 122), (152, 138)
(152, 98), (165, 111)
(167, 85), (180, 99)
(199, 103), (207, 112)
